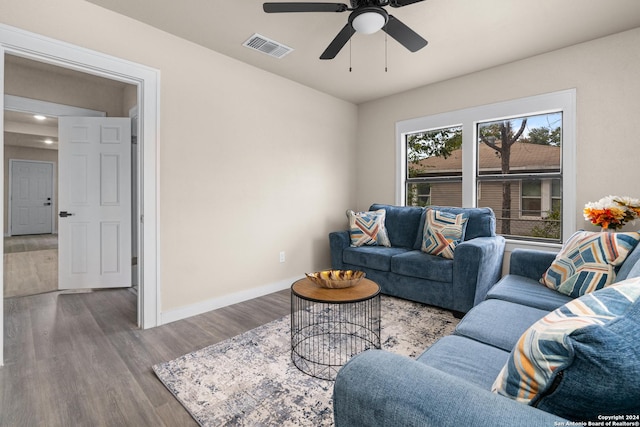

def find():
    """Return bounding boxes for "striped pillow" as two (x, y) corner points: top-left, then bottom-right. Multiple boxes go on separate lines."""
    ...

(421, 209), (469, 259)
(347, 209), (391, 247)
(541, 230), (640, 297)
(492, 276), (640, 406)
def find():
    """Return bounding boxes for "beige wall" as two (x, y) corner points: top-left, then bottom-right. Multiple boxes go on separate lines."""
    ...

(1, 0), (358, 313)
(7, 0), (636, 316)
(355, 28), (640, 243)
(4, 56), (128, 117)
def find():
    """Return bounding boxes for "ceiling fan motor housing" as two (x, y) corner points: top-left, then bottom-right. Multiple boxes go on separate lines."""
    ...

(348, 7), (389, 33)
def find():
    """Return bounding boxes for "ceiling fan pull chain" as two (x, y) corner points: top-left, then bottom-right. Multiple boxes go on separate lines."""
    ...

(385, 30), (388, 72)
(349, 37), (352, 72)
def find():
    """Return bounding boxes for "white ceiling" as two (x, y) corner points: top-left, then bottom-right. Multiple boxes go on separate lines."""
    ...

(85, 0), (640, 104)
(4, 110), (58, 150)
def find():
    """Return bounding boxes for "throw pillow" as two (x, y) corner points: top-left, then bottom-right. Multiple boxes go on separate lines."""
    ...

(346, 209), (391, 247)
(491, 276), (640, 420)
(420, 209), (468, 259)
(540, 230), (640, 298)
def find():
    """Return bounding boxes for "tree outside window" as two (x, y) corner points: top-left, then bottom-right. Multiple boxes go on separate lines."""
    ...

(405, 113), (562, 241)
(405, 126), (462, 207)
(477, 112), (562, 240)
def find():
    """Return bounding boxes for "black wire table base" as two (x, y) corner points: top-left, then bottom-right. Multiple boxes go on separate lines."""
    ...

(291, 290), (381, 381)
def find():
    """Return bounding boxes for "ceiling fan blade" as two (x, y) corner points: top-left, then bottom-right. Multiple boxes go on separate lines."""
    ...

(383, 15), (428, 52)
(263, 2), (348, 13)
(320, 24), (355, 59)
(389, 0), (425, 7)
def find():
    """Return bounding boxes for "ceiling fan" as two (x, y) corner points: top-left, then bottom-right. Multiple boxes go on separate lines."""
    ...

(263, 0), (428, 60)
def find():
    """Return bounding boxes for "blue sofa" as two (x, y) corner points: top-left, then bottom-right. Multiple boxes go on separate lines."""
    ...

(330, 204), (506, 314)
(334, 241), (640, 426)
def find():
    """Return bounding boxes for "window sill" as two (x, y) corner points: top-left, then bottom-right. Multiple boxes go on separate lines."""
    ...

(505, 239), (562, 254)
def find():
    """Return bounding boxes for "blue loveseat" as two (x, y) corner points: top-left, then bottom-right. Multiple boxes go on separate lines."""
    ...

(329, 204), (505, 314)
(334, 238), (640, 426)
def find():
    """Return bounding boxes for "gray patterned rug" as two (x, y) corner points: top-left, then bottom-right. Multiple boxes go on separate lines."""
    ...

(153, 295), (458, 426)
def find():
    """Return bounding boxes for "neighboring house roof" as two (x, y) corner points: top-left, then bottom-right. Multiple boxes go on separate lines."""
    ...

(411, 142), (561, 176)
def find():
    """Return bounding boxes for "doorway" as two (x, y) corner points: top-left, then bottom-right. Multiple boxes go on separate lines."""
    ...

(3, 56), (136, 297)
(0, 24), (161, 365)
(5, 159), (57, 297)
(9, 160), (54, 235)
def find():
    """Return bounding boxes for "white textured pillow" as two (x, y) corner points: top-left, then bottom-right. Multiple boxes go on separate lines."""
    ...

(347, 209), (391, 247)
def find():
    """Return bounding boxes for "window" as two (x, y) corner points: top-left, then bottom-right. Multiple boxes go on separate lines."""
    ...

(396, 90), (575, 244)
(521, 180), (543, 216)
(477, 112), (562, 240)
(405, 126), (462, 207)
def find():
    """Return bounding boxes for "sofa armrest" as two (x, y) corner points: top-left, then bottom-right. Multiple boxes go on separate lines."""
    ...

(329, 230), (350, 270)
(334, 350), (568, 427)
(452, 236), (506, 311)
(509, 248), (558, 280)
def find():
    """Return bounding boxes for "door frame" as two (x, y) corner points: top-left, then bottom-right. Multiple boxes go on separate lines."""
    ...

(8, 159), (56, 236)
(0, 24), (161, 366)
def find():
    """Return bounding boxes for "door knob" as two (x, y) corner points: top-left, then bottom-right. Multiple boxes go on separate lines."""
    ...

(59, 211), (74, 218)
(44, 202), (51, 206)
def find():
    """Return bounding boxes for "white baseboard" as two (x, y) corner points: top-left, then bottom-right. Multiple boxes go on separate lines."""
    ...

(159, 275), (302, 326)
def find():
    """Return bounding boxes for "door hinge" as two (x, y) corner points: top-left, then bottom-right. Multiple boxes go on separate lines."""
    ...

(140, 214), (144, 224)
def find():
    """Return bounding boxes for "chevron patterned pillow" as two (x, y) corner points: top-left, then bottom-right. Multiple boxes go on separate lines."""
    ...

(421, 209), (469, 259)
(492, 276), (640, 419)
(346, 209), (391, 247)
(541, 230), (640, 297)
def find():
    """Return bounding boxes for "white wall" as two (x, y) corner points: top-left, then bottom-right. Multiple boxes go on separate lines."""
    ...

(1, 0), (358, 314)
(355, 27), (640, 231)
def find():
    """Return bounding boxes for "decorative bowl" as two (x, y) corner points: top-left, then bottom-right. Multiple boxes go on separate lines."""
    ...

(305, 270), (365, 289)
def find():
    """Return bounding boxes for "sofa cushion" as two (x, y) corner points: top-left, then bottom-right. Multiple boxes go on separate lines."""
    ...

(343, 246), (411, 272)
(541, 230), (640, 297)
(369, 204), (424, 248)
(390, 250), (453, 283)
(492, 277), (640, 421)
(454, 299), (548, 352)
(417, 335), (510, 390)
(616, 240), (640, 282)
(486, 275), (573, 312)
(347, 209), (391, 247)
(420, 209), (468, 259)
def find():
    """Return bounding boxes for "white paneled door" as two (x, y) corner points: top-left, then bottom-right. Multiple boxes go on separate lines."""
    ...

(10, 160), (54, 235)
(58, 117), (132, 289)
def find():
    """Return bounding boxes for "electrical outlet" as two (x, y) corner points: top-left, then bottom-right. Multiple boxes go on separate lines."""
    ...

(279, 251), (286, 263)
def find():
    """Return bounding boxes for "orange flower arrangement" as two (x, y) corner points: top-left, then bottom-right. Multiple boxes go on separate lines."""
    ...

(583, 196), (640, 230)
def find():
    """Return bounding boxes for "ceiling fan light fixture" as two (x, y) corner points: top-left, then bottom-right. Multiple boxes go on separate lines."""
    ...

(351, 9), (387, 34)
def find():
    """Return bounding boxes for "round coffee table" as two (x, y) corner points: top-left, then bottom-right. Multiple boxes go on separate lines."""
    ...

(290, 277), (381, 381)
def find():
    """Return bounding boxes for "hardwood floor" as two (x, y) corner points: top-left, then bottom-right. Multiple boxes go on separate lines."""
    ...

(1, 287), (291, 426)
(4, 234), (59, 298)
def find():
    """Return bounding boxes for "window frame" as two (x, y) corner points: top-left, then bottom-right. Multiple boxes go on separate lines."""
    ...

(396, 89), (576, 247)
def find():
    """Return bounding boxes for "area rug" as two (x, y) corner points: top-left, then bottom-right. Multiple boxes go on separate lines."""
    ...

(153, 295), (459, 426)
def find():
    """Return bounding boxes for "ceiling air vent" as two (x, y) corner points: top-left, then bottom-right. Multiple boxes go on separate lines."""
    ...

(243, 33), (293, 59)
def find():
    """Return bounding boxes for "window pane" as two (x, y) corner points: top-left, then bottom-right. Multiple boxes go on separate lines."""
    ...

(406, 182), (462, 207)
(406, 183), (431, 207)
(522, 198), (541, 215)
(476, 112), (562, 242)
(406, 126), (463, 178)
(522, 181), (541, 197)
(552, 179), (561, 197)
(477, 112), (561, 175)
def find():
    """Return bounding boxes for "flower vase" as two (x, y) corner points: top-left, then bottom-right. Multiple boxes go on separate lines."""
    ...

(601, 227), (613, 233)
